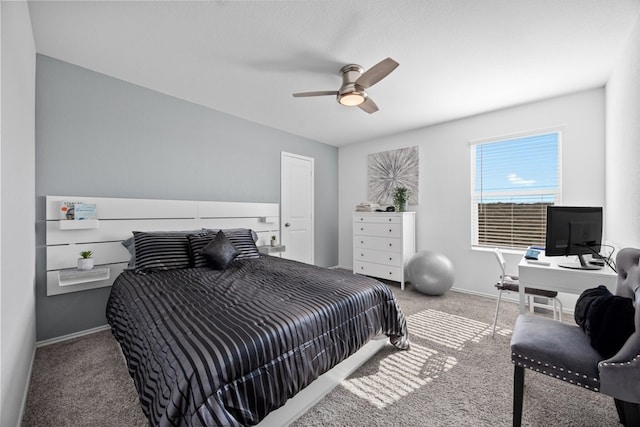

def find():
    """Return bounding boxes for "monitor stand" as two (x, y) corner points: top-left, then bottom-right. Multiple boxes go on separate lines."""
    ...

(559, 254), (602, 270)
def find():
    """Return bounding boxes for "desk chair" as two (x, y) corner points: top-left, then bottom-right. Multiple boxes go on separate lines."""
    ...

(491, 248), (563, 337)
(510, 247), (640, 426)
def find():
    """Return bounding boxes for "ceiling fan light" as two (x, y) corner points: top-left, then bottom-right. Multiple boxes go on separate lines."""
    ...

(339, 92), (365, 106)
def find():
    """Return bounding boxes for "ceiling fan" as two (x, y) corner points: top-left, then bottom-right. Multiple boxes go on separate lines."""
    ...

(292, 57), (399, 114)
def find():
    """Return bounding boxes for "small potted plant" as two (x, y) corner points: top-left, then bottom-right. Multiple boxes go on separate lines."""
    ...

(392, 187), (411, 212)
(271, 235), (278, 247)
(78, 250), (94, 271)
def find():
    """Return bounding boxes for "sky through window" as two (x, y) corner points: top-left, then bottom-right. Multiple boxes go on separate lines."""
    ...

(475, 132), (558, 203)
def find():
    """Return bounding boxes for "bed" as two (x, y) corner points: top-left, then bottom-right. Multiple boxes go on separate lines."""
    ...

(106, 232), (409, 426)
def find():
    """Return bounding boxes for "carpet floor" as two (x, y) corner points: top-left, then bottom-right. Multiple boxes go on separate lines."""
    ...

(23, 283), (621, 426)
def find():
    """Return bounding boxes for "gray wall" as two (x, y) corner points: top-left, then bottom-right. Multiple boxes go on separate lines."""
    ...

(35, 55), (338, 341)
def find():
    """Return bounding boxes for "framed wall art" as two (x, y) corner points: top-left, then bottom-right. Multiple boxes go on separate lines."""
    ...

(367, 145), (419, 205)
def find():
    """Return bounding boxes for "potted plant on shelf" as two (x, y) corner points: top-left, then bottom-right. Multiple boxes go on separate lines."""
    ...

(78, 250), (94, 271)
(392, 187), (411, 212)
(271, 235), (278, 247)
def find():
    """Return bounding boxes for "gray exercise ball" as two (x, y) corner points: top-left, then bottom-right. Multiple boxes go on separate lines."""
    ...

(407, 250), (455, 295)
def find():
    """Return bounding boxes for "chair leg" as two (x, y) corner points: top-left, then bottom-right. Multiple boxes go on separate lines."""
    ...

(492, 290), (503, 337)
(513, 365), (525, 427)
(614, 398), (640, 426)
(552, 298), (557, 320)
(615, 399), (624, 424)
(556, 298), (563, 322)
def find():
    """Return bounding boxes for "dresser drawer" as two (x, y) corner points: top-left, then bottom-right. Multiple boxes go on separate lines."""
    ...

(353, 215), (401, 224)
(353, 236), (401, 252)
(354, 248), (401, 266)
(354, 261), (402, 282)
(353, 222), (401, 238)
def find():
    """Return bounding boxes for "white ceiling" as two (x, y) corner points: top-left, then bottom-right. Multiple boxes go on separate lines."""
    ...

(27, 0), (640, 146)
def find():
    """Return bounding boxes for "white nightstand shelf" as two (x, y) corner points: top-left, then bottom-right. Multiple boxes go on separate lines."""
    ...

(59, 219), (99, 230)
(259, 216), (279, 224)
(58, 265), (110, 286)
(258, 244), (286, 255)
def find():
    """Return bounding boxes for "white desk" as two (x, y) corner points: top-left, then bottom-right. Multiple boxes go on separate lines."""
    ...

(517, 252), (618, 315)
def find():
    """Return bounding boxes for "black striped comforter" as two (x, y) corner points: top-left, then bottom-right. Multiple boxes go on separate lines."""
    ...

(106, 255), (409, 426)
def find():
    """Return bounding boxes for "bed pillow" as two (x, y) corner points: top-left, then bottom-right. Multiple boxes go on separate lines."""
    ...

(132, 231), (200, 272)
(188, 228), (261, 267)
(224, 229), (261, 260)
(202, 228), (258, 242)
(123, 230), (201, 269)
(121, 236), (136, 269)
(202, 231), (241, 270)
(186, 233), (216, 267)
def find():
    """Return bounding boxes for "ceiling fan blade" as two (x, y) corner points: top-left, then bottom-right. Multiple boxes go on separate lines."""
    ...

(355, 57), (399, 89)
(358, 97), (379, 114)
(292, 91), (339, 98)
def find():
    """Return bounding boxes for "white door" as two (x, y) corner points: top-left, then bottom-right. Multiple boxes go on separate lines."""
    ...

(281, 152), (314, 264)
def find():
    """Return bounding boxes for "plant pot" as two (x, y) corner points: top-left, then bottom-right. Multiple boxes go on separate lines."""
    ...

(396, 201), (407, 212)
(77, 258), (94, 271)
(270, 240), (277, 247)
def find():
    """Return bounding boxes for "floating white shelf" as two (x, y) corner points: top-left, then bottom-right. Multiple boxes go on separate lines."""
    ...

(58, 265), (110, 286)
(259, 216), (279, 224)
(59, 219), (99, 230)
(258, 244), (286, 255)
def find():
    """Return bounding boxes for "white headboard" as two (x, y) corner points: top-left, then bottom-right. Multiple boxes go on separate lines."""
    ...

(46, 196), (280, 296)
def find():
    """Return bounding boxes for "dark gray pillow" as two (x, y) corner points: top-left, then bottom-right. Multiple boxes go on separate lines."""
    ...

(123, 230), (201, 269)
(223, 229), (261, 260)
(121, 236), (136, 268)
(188, 228), (260, 267)
(202, 231), (240, 270)
(202, 228), (259, 242)
(186, 233), (215, 268)
(132, 231), (204, 272)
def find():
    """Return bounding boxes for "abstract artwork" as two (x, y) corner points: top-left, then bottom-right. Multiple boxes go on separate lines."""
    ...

(368, 146), (419, 205)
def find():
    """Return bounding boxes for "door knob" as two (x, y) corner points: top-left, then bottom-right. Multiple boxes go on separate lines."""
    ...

(285, 222), (291, 227)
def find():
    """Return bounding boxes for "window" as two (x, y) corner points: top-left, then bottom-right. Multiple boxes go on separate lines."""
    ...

(471, 131), (560, 249)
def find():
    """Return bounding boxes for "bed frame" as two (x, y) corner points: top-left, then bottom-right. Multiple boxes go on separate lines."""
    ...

(46, 195), (386, 425)
(45, 195), (280, 296)
(259, 336), (386, 426)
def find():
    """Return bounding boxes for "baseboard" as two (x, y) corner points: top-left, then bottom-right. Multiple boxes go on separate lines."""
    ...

(449, 286), (496, 299)
(327, 264), (351, 270)
(324, 272), (572, 315)
(450, 287), (573, 315)
(36, 324), (111, 348)
(17, 344), (36, 426)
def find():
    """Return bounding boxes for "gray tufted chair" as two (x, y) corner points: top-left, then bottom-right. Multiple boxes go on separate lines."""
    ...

(510, 247), (640, 426)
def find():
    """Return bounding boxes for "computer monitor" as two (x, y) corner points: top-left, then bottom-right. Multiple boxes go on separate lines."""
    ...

(544, 206), (603, 270)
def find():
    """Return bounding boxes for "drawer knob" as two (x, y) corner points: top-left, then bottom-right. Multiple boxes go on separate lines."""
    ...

(389, 229), (392, 232)
(361, 241), (364, 244)
(361, 266), (364, 270)
(389, 243), (392, 247)
(361, 227), (364, 231)
(388, 218), (392, 222)
(389, 257), (392, 261)
(389, 272), (393, 275)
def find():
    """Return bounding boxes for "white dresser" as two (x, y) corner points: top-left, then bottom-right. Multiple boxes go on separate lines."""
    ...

(353, 212), (416, 290)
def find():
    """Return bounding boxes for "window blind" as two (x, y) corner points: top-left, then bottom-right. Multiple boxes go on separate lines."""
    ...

(471, 132), (560, 249)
